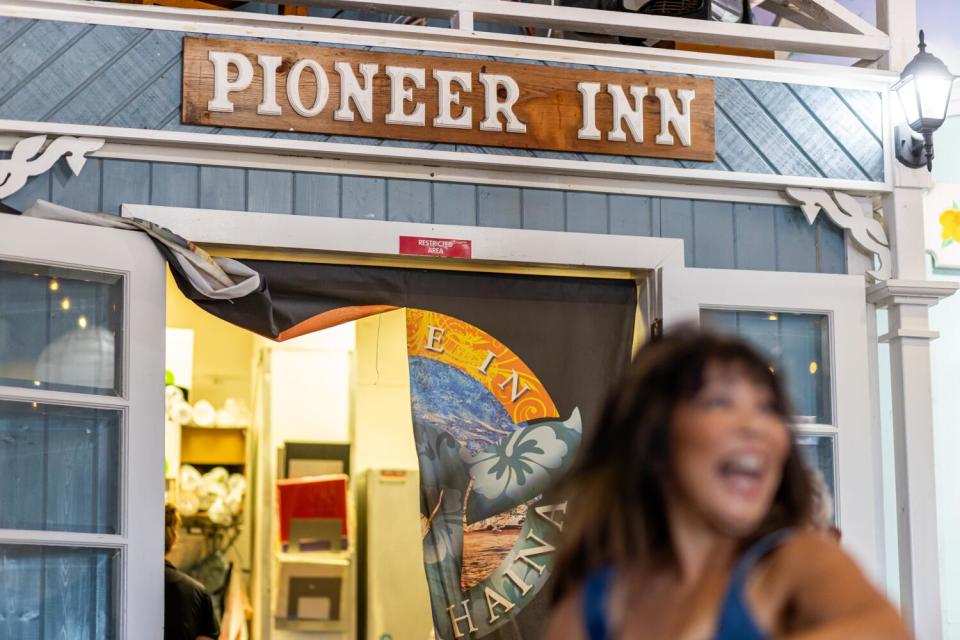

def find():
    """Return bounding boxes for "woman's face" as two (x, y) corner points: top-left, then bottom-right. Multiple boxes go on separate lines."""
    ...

(668, 363), (790, 537)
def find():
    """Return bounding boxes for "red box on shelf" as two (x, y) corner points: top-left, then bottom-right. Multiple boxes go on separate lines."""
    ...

(277, 474), (349, 551)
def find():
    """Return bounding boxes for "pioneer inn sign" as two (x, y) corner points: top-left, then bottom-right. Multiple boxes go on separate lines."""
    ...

(182, 37), (716, 161)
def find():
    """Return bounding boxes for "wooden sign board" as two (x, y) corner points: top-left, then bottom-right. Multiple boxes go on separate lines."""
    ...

(182, 36), (716, 161)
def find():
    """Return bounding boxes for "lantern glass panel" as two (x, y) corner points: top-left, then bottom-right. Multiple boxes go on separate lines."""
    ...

(917, 73), (953, 124)
(896, 77), (922, 128)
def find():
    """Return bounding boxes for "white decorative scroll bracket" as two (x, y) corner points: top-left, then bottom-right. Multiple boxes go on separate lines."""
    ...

(784, 187), (891, 282)
(0, 135), (105, 200)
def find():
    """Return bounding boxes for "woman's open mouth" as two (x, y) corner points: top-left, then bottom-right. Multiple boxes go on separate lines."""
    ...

(717, 453), (768, 499)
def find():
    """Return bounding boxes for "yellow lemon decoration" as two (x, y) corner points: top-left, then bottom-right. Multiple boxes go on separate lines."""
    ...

(940, 201), (960, 247)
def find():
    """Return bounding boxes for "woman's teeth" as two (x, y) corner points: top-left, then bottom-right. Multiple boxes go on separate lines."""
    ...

(720, 454), (765, 477)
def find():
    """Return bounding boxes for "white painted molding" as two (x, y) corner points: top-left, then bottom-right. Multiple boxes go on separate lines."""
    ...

(0, 135), (104, 199)
(0, 120), (893, 197)
(121, 204), (686, 273)
(865, 279), (959, 308)
(0, 133), (801, 206)
(866, 279), (958, 343)
(785, 187), (892, 281)
(0, 0), (898, 91)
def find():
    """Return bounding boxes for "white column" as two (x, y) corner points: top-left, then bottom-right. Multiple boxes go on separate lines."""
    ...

(876, 0), (918, 70)
(450, 9), (474, 31)
(872, 3), (959, 635)
(867, 276), (956, 638)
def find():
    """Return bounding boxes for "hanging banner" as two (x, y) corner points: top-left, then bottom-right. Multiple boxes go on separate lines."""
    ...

(168, 260), (636, 638)
(181, 36), (716, 161)
(407, 308), (580, 638)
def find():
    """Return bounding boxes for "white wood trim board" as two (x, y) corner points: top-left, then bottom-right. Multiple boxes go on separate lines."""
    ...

(121, 204), (686, 273)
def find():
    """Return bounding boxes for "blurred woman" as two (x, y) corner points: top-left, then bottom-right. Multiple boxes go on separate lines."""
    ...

(546, 331), (906, 639)
(165, 503), (220, 640)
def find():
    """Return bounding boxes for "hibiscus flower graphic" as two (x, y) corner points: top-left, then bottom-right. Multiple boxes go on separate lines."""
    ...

(464, 411), (580, 505)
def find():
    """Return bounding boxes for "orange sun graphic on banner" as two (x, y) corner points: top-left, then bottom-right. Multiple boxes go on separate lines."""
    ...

(406, 308), (559, 424)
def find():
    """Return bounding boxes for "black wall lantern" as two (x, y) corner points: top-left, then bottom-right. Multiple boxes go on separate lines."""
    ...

(893, 31), (956, 171)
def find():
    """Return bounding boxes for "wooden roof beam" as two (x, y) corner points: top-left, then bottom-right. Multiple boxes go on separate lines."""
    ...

(759, 0), (823, 31)
(251, 0), (890, 60)
(762, 0), (884, 36)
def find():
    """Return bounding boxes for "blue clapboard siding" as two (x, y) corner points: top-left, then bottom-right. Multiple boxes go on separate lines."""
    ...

(0, 545), (116, 640)
(0, 17), (885, 183)
(2, 159), (847, 274)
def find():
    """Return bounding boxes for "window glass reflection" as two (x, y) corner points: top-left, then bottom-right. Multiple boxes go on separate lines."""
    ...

(0, 544), (118, 639)
(797, 433), (838, 526)
(0, 260), (123, 396)
(701, 309), (832, 425)
(0, 399), (121, 534)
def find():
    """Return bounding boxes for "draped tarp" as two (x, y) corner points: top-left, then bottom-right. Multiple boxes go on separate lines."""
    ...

(176, 261), (637, 639)
(20, 200), (261, 300)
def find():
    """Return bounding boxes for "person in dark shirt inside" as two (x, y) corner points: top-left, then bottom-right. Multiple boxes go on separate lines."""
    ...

(165, 503), (221, 640)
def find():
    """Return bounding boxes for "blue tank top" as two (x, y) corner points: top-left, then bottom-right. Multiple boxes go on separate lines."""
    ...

(582, 530), (793, 640)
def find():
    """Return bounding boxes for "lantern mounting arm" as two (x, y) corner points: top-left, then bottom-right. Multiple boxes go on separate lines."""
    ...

(895, 125), (934, 171)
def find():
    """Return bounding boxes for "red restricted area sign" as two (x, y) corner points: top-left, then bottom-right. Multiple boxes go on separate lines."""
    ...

(399, 236), (472, 259)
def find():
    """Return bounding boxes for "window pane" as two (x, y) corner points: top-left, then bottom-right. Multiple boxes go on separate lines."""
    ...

(0, 545), (118, 639)
(701, 309), (832, 424)
(0, 400), (120, 534)
(0, 260), (123, 396)
(797, 433), (837, 525)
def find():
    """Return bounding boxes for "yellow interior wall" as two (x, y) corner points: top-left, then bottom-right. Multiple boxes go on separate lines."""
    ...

(165, 269), (256, 409)
(353, 308), (432, 640)
(353, 309), (418, 473)
(166, 265), (414, 460)
(167, 275), (426, 637)
(165, 269), (258, 575)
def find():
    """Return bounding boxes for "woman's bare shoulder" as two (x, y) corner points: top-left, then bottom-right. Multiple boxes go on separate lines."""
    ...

(544, 590), (588, 640)
(775, 529), (843, 565)
(770, 529), (873, 580)
(767, 530), (908, 638)
(764, 529), (874, 595)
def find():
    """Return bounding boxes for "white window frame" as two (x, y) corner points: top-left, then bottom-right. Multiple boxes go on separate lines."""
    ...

(662, 266), (884, 583)
(0, 214), (166, 640)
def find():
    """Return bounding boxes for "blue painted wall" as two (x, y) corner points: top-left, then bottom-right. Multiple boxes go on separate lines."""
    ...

(0, 17), (884, 183)
(2, 158), (846, 274)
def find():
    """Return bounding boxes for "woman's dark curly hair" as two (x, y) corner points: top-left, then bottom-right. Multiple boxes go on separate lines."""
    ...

(550, 330), (814, 601)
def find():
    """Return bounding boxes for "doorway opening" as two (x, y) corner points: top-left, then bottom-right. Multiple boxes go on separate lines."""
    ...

(161, 248), (645, 640)
(164, 267), (436, 640)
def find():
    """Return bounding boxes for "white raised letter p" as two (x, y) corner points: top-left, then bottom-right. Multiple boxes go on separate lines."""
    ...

(207, 51), (253, 114)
